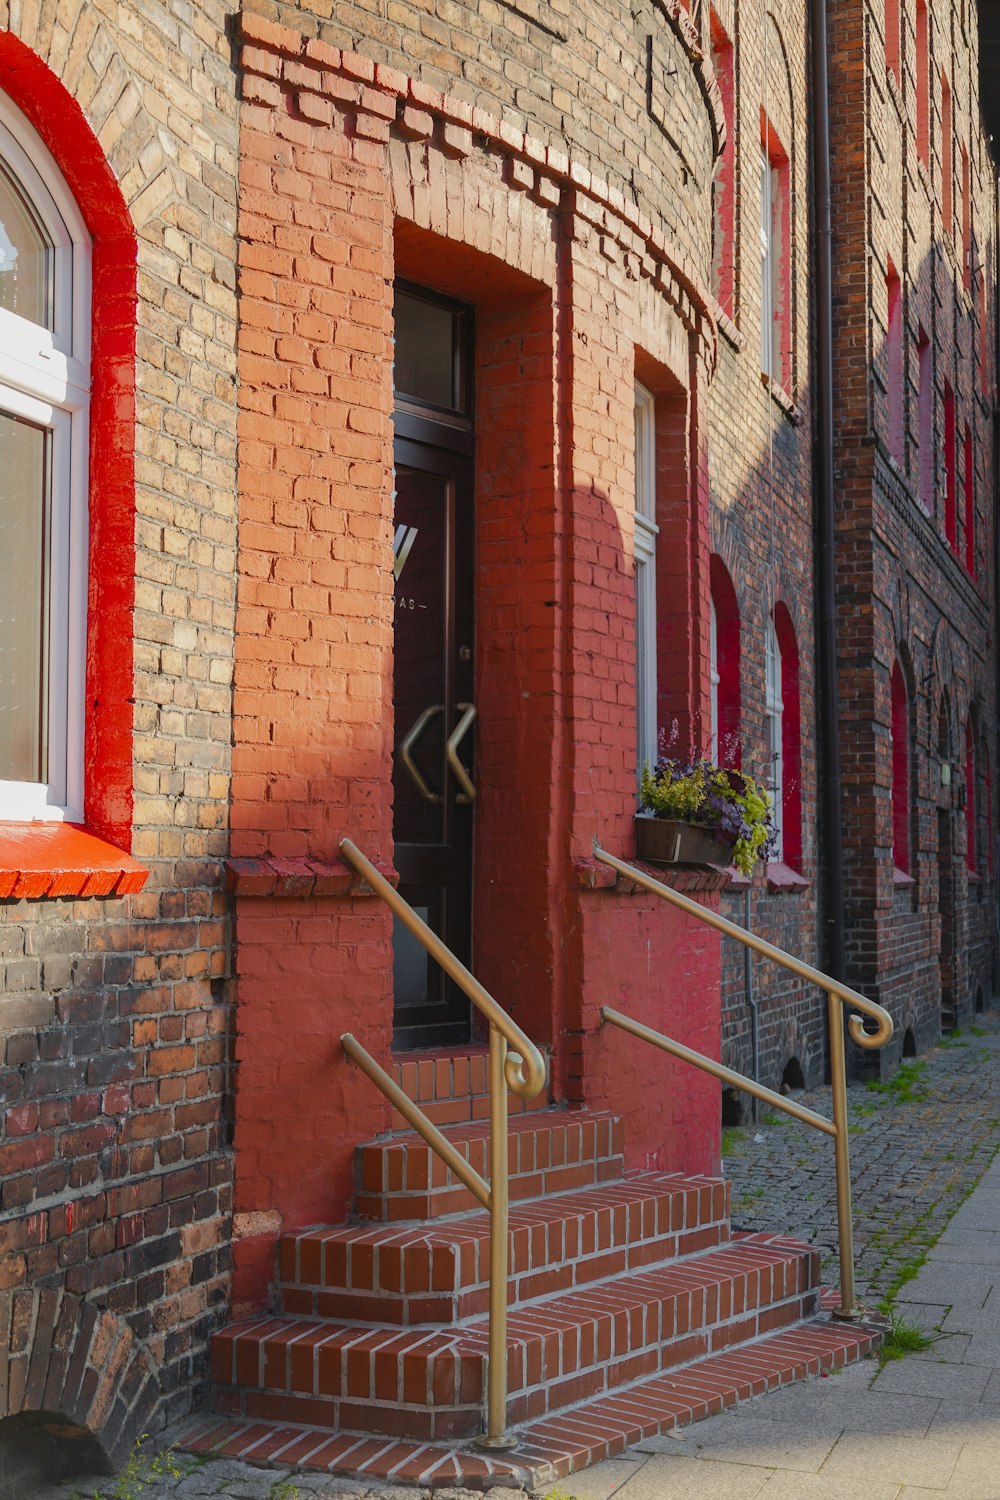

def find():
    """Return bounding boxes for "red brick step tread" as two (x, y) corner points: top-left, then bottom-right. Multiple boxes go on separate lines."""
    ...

(183, 1316), (881, 1488)
(355, 1108), (624, 1221)
(211, 1234), (820, 1440)
(280, 1172), (731, 1324)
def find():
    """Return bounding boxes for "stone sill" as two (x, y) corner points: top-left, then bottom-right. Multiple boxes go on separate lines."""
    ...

(572, 856), (732, 894)
(893, 866), (916, 888)
(226, 855), (398, 898)
(0, 823), (148, 900)
(761, 371), (802, 424)
(765, 861), (810, 894)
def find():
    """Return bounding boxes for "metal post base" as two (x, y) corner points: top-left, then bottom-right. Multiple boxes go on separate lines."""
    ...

(473, 1433), (518, 1452)
(830, 1305), (861, 1322)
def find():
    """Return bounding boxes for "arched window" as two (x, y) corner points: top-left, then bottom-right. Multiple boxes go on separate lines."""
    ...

(891, 662), (910, 873)
(634, 381), (658, 772)
(966, 720), (977, 872)
(765, 615), (783, 858)
(0, 91), (90, 820)
(772, 604), (802, 868)
(709, 555), (740, 767)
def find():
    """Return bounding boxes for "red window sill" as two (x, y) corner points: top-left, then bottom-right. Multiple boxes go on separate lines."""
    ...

(766, 861), (809, 894)
(0, 823), (148, 899)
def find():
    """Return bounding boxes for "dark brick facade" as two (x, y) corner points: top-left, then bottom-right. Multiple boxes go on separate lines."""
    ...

(0, 0), (996, 1481)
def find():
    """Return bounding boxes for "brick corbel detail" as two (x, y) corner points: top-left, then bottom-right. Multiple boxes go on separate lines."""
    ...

(650, 0), (728, 160)
(237, 14), (719, 376)
(225, 856), (399, 899)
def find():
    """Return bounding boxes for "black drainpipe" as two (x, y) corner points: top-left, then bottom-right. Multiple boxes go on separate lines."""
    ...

(811, 0), (848, 1029)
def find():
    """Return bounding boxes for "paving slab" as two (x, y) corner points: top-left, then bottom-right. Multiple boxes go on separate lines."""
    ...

(674, 1410), (839, 1472)
(924, 1398), (1000, 1447)
(606, 1453), (772, 1499)
(818, 1432), (962, 1489)
(871, 1359), (993, 1401)
(755, 1476), (904, 1500)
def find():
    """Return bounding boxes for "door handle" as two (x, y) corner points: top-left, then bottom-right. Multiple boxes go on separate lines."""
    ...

(446, 703), (477, 805)
(400, 703), (444, 804)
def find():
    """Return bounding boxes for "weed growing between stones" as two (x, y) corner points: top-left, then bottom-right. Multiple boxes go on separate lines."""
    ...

(865, 1059), (928, 1103)
(877, 1309), (942, 1366)
(73, 1439), (192, 1500)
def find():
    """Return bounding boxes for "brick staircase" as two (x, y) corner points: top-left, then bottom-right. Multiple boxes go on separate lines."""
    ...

(184, 1079), (880, 1490)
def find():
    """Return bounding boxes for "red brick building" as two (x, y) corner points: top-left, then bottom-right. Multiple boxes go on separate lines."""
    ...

(0, 0), (996, 1491)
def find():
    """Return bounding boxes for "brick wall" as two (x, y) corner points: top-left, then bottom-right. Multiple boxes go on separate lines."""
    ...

(0, 0), (238, 1473)
(829, 0), (998, 1065)
(703, 0), (827, 1106)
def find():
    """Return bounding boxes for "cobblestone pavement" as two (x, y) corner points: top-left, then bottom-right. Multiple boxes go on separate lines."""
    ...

(38, 1014), (1000, 1500)
(722, 1011), (1000, 1307)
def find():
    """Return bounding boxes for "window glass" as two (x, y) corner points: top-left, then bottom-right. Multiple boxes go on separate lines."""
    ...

(0, 410), (50, 783)
(765, 616), (783, 857)
(709, 598), (720, 762)
(634, 383), (658, 773)
(0, 91), (90, 822)
(393, 289), (462, 412)
(0, 157), (52, 329)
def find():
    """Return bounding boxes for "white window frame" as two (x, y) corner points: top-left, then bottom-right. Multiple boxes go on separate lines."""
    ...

(634, 382), (658, 775)
(759, 146), (774, 378)
(765, 615), (783, 860)
(0, 91), (91, 822)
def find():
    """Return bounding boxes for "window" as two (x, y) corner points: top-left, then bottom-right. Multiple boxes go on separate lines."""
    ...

(0, 94), (90, 821)
(710, 555), (741, 767)
(916, 0), (930, 170)
(961, 145), (970, 291)
(771, 604), (802, 869)
(966, 720), (977, 872)
(964, 422), (975, 575)
(759, 117), (791, 389)
(634, 382), (658, 772)
(944, 380), (956, 549)
(917, 325), (933, 511)
(710, 10), (736, 321)
(985, 748), (994, 877)
(941, 72), (952, 234)
(709, 598), (720, 762)
(758, 133), (789, 386)
(765, 615), (783, 859)
(886, 263), (904, 465)
(891, 662), (910, 873)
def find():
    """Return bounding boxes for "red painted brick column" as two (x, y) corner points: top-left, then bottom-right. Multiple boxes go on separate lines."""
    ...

(231, 33), (397, 1309)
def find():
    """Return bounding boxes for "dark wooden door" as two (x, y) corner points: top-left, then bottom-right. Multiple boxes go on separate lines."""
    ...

(391, 435), (475, 1046)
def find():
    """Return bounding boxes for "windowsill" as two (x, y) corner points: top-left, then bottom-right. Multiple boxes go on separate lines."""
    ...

(967, 867), (980, 884)
(714, 303), (745, 352)
(760, 371), (802, 425)
(893, 866), (916, 888)
(0, 822), (148, 899)
(765, 860), (809, 894)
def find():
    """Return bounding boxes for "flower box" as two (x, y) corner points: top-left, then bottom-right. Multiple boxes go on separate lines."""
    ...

(634, 815), (732, 867)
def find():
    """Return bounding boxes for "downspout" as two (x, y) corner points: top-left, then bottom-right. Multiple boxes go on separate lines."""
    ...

(744, 886), (759, 1123)
(811, 1), (848, 1035)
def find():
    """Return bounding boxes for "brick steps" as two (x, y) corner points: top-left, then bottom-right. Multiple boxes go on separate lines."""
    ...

(279, 1172), (730, 1324)
(210, 1234), (818, 1441)
(355, 1107), (623, 1221)
(183, 1317), (881, 1488)
(390, 1047), (551, 1129)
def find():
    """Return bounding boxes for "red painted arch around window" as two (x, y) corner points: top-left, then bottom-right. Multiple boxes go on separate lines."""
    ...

(966, 720), (977, 873)
(891, 662), (910, 873)
(710, 555), (741, 768)
(0, 33), (137, 850)
(773, 602), (801, 871)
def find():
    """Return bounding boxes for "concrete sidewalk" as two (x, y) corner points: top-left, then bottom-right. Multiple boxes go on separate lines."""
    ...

(568, 1152), (1000, 1500)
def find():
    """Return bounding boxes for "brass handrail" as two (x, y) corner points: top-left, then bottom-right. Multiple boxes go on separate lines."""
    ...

(338, 836), (547, 1449)
(594, 841), (894, 1320)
